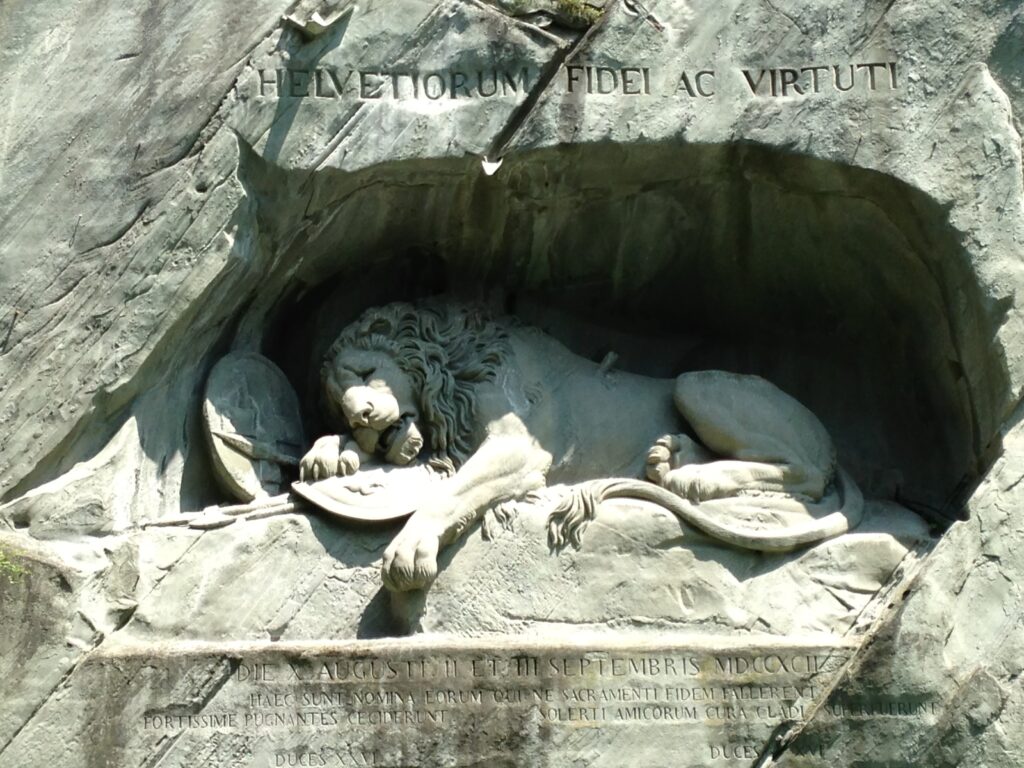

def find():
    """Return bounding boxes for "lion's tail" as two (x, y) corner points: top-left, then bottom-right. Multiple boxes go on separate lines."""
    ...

(547, 470), (864, 553)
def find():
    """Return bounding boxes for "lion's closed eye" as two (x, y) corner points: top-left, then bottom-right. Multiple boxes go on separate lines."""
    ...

(345, 366), (377, 380)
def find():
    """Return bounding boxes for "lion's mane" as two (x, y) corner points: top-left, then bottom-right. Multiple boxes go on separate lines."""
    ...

(323, 301), (511, 472)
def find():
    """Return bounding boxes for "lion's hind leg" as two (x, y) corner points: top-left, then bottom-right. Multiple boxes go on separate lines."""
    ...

(661, 460), (819, 503)
(673, 371), (835, 501)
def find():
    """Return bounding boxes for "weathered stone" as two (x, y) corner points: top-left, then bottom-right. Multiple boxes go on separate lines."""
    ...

(393, 498), (929, 637)
(1, 0), (1023, 765)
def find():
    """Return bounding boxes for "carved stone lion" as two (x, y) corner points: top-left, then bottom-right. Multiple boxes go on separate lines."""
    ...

(300, 300), (863, 592)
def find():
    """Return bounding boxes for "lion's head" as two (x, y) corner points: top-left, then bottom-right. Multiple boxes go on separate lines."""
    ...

(322, 301), (511, 472)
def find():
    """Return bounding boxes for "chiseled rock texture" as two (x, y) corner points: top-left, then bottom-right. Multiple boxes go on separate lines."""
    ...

(393, 498), (930, 638)
(0, 0), (1023, 765)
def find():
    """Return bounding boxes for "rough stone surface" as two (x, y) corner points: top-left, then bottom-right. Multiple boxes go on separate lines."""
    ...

(394, 498), (930, 637)
(1, 0), (1023, 765)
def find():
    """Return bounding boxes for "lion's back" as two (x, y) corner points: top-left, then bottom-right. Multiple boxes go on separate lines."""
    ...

(674, 371), (835, 475)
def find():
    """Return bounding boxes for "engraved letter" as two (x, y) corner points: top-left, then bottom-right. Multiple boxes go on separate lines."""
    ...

(800, 65), (829, 93)
(779, 68), (804, 96)
(391, 71), (417, 99)
(741, 69), (768, 95)
(833, 64), (855, 92)
(622, 67), (643, 95)
(450, 70), (470, 98)
(566, 64), (585, 93)
(328, 68), (350, 96)
(360, 71), (384, 99)
(856, 62), (889, 90)
(502, 68), (528, 95)
(258, 68), (280, 97)
(678, 71), (698, 97)
(478, 69), (499, 97)
(314, 69), (335, 98)
(596, 66), (619, 94)
(290, 69), (310, 97)
(424, 72), (446, 99)
(695, 70), (715, 97)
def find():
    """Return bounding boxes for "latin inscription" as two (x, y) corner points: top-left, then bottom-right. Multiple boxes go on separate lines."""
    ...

(253, 67), (534, 100)
(248, 60), (900, 103)
(132, 645), (939, 767)
(565, 65), (652, 95)
(568, 61), (900, 98)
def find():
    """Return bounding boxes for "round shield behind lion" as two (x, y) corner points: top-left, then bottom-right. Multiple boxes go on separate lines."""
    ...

(203, 352), (306, 501)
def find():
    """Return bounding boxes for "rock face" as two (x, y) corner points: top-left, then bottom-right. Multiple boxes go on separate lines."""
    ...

(392, 498), (930, 637)
(1, 0), (1023, 766)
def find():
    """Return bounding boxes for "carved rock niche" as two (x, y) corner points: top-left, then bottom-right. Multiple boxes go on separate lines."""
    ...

(141, 140), (969, 634)
(252, 141), (991, 515)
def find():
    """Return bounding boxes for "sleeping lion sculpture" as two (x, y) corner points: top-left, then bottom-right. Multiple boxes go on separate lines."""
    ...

(299, 300), (863, 592)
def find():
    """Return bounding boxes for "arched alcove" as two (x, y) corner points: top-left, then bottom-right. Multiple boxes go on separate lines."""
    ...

(235, 140), (1008, 525)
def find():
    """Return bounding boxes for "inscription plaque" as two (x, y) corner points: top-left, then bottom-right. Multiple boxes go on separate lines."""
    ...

(84, 639), (941, 768)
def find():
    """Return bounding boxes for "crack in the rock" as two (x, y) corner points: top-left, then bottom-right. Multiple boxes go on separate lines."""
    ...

(468, 0), (571, 44)
(0, 644), (92, 759)
(761, 0), (810, 36)
(302, 0), (491, 171)
(138, 660), (237, 767)
(485, 0), (611, 160)
(181, 0), (309, 165)
(267, 562), (345, 641)
(745, 542), (932, 767)
(140, 732), (185, 768)
(852, 0), (899, 55)
(76, 203), (151, 258)
(110, 530), (206, 636)
(189, 659), (238, 710)
(751, 718), (800, 767)
(310, 107), (369, 171)
(133, 2), (304, 186)
(917, 666), (1010, 764)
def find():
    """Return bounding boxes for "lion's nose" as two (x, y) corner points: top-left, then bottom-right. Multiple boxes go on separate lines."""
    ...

(351, 406), (373, 427)
(341, 387), (378, 427)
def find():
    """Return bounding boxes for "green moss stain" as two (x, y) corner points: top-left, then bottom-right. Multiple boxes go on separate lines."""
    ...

(0, 548), (25, 583)
(555, 0), (603, 26)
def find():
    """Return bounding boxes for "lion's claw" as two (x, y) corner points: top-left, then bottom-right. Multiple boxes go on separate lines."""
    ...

(381, 521), (441, 592)
(299, 435), (360, 482)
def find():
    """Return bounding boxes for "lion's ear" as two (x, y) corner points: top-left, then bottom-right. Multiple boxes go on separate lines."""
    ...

(365, 318), (392, 336)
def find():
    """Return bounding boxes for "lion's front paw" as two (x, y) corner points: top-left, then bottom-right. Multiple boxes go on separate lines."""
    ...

(299, 435), (360, 482)
(381, 519), (443, 592)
